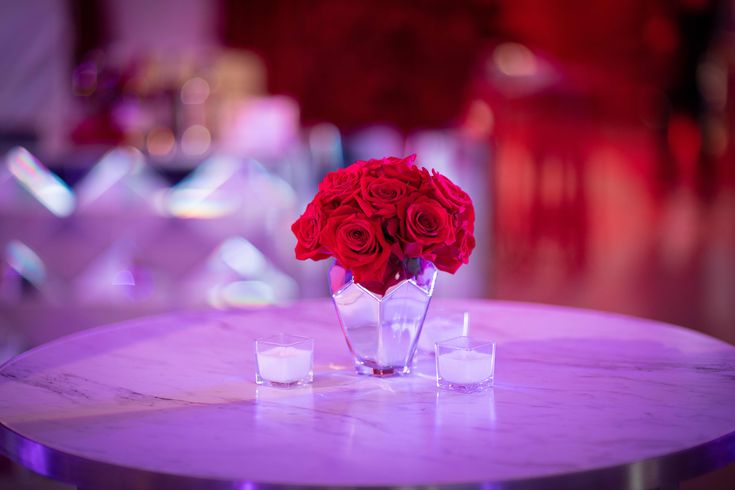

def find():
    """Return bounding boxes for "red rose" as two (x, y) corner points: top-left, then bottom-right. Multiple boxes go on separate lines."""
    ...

(291, 155), (476, 290)
(320, 205), (392, 288)
(427, 169), (473, 215)
(291, 202), (329, 260)
(383, 155), (416, 167)
(356, 175), (410, 217)
(380, 155), (428, 189)
(317, 166), (361, 210)
(400, 195), (455, 256)
(359, 155), (427, 187)
(459, 228), (476, 262)
(361, 155), (416, 173)
(461, 202), (476, 235)
(431, 228), (476, 273)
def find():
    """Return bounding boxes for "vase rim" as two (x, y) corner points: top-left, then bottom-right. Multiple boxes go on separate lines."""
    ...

(329, 259), (437, 300)
(332, 275), (435, 302)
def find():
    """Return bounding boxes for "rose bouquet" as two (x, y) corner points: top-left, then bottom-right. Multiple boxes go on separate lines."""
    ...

(291, 155), (475, 295)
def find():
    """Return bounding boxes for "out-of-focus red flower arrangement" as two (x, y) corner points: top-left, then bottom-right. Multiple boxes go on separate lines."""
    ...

(292, 155), (475, 295)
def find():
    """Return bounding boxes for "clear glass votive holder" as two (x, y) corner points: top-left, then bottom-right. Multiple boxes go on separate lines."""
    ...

(255, 334), (314, 388)
(435, 336), (495, 393)
(418, 309), (470, 354)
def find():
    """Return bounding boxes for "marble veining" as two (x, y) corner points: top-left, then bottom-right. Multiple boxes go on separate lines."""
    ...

(1, 299), (735, 487)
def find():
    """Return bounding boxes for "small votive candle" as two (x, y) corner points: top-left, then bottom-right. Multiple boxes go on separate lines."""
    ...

(255, 334), (314, 388)
(418, 309), (469, 354)
(435, 336), (495, 393)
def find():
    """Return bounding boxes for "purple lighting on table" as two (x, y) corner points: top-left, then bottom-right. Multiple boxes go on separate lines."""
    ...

(435, 390), (496, 429)
(0, 301), (734, 488)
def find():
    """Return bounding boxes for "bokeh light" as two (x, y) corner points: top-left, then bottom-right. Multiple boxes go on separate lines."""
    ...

(146, 127), (176, 158)
(181, 125), (211, 156)
(6, 147), (76, 217)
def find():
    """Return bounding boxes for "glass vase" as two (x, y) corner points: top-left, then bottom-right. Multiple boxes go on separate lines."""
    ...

(329, 258), (437, 376)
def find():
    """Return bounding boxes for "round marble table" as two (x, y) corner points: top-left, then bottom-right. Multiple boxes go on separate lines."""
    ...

(2, 300), (735, 490)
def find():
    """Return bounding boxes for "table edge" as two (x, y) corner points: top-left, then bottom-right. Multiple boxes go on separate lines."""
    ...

(3, 417), (735, 490)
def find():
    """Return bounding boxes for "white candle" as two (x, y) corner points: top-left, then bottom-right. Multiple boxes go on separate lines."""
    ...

(438, 349), (494, 385)
(257, 346), (313, 384)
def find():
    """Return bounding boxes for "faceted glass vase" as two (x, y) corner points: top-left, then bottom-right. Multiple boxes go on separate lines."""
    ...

(329, 259), (437, 377)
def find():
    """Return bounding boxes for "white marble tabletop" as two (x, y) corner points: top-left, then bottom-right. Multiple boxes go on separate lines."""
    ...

(1, 299), (735, 489)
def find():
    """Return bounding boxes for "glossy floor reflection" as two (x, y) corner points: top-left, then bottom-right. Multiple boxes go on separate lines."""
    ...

(492, 159), (735, 347)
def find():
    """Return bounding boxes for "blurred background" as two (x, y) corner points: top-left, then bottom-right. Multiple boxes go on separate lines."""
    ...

(0, 0), (734, 487)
